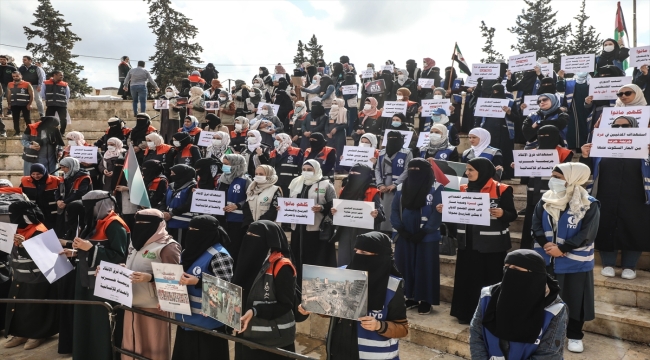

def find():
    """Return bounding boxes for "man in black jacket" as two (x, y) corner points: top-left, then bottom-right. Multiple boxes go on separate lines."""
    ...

(0, 55), (17, 120)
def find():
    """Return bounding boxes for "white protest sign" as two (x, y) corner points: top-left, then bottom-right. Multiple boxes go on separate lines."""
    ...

(256, 102), (281, 115)
(204, 101), (220, 110)
(539, 63), (554, 77)
(508, 52), (537, 72)
(94, 261), (134, 307)
(197, 131), (217, 147)
(152, 262), (192, 315)
(512, 150), (560, 177)
(474, 98), (510, 118)
(464, 76), (479, 87)
(471, 63), (501, 79)
(70, 146), (98, 164)
(276, 198), (315, 225)
(600, 106), (650, 128)
(332, 199), (375, 230)
(154, 99), (169, 110)
(190, 189), (226, 215)
(22, 229), (73, 283)
(341, 85), (358, 95)
(630, 46), (650, 67)
(418, 78), (436, 88)
(416, 132), (431, 148)
(421, 99), (451, 116)
(361, 69), (374, 79)
(273, 74), (284, 82)
(381, 64), (394, 72)
(589, 76), (633, 100)
(0, 222), (18, 254)
(523, 95), (540, 116)
(381, 130), (413, 148)
(340, 146), (375, 167)
(382, 101), (408, 117)
(591, 128), (650, 159)
(560, 54), (595, 73)
(441, 191), (491, 226)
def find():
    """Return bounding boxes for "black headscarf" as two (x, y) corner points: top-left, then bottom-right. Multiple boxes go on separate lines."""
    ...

(306, 65), (317, 78)
(538, 77), (556, 95)
(259, 67), (270, 78)
(401, 158), (435, 210)
(406, 59), (417, 79)
(347, 232), (401, 312)
(339, 56), (350, 64)
(205, 113), (221, 130)
(331, 63), (344, 80)
(194, 157), (220, 190)
(343, 72), (356, 86)
(141, 160), (164, 185)
(388, 113), (409, 131)
(513, 70), (539, 94)
(537, 125), (561, 150)
(309, 133), (326, 155)
(172, 132), (192, 149)
(597, 38), (621, 69)
(340, 164), (373, 201)
(319, 75), (334, 93)
(63, 200), (86, 240)
(442, 67), (457, 90)
(29, 163), (48, 196)
(32, 116), (64, 146)
(380, 71), (394, 94)
(9, 201), (44, 228)
(107, 118), (125, 139)
(385, 131), (404, 157)
(169, 164), (196, 191)
(130, 113), (151, 146)
(466, 157), (495, 192)
(181, 215), (230, 271)
(491, 84), (506, 99)
(310, 101), (325, 118)
(482, 249), (560, 343)
(276, 77), (289, 91)
(430, 67), (442, 85)
(131, 211), (163, 251)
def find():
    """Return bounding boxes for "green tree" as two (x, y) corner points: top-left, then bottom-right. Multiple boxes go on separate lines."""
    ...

(479, 21), (504, 63)
(23, 0), (91, 97)
(304, 35), (324, 65)
(293, 40), (306, 68)
(567, 0), (601, 56)
(146, 0), (203, 89)
(507, 0), (571, 70)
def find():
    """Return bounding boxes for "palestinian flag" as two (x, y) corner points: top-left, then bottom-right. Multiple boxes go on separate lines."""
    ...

(124, 145), (151, 208)
(452, 43), (472, 75)
(614, 1), (629, 70)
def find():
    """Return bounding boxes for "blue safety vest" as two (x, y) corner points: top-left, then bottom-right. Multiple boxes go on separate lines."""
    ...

(589, 157), (650, 205)
(420, 146), (455, 160)
(462, 146), (500, 162)
(479, 286), (565, 360)
(165, 184), (195, 229)
(378, 149), (409, 182)
(533, 197), (597, 274)
(394, 183), (442, 243)
(565, 79), (576, 108)
(223, 177), (247, 222)
(175, 244), (230, 330)
(357, 275), (402, 360)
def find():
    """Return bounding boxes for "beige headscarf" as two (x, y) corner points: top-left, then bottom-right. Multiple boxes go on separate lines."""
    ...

(615, 84), (647, 107)
(65, 131), (86, 152)
(246, 164), (279, 197)
(329, 98), (347, 124)
(189, 86), (205, 104)
(541, 162), (592, 223)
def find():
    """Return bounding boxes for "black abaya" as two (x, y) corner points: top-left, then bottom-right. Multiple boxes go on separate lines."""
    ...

(172, 326), (230, 360)
(481, 117), (514, 180)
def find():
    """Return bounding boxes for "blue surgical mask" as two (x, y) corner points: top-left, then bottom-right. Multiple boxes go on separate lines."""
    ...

(547, 177), (566, 194)
(431, 115), (442, 122)
(274, 140), (280, 148)
(392, 121), (401, 127)
(222, 165), (231, 174)
(312, 80), (316, 84)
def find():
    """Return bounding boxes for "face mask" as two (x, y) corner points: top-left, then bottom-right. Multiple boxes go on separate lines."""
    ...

(431, 115), (442, 122)
(222, 165), (231, 173)
(433, 95), (443, 99)
(253, 83), (260, 88)
(147, 141), (155, 149)
(247, 137), (258, 144)
(302, 171), (314, 179)
(359, 142), (371, 147)
(219, 96), (226, 101)
(254, 175), (267, 183)
(165, 91), (173, 97)
(274, 140), (280, 148)
(363, 104), (371, 111)
(548, 177), (567, 194)
(212, 139), (222, 146)
(604, 45), (615, 52)
(391, 121), (401, 127)
(173, 141), (181, 147)
(330, 105), (339, 111)
(295, 106), (303, 112)
(312, 80), (316, 84)
(430, 133), (443, 140)
(395, 95), (403, 100)
(367, 67), (373, 71)
(398, 75), (406, 81)
(259, 71), (263, 75)
(235, 124), (242, 130)
(261, 110), (268, 115)
(68, 140), (76, 146)
(107, 146), (116, 151)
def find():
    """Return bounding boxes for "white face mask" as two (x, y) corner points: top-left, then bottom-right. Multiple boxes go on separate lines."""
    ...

(107, 145), (116, 151)
(147, 141), (155, 149)
(173, 141), (181, 147)
(330, 105), (339, 111)
(604, 45), (615, 52)
(433, 94), (443, 99)
(67, 140), (76, 146)
(398, 75), (406, 81)
(247, 137), (258, 144)
(235, 124), (242, 130)
(219, 97), (226, 101)
(363, 104), (371, 111)
(395, 95), (403, 100)
(261, 110), (268, 115)
(359, 142), (371, 147)
(254, 175), (267, 183)
(253, 83), (261, 88)
(430, 133), (443, 140)
(165, 91), (174, 97)
(548, 178), (567, 194)
(302, 171), (314, 179)
(212, 139), (222, 146)
(259, 71), (263, 75)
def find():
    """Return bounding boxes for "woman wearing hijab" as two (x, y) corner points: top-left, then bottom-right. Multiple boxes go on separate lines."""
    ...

(376, 131), (413, 233)
(250, 104), (283, 145)
(419, 123), (459, 161)
(73, 190), (130, 360)
(230, 116), (250, 152)
(205, 131), (233, 161)
(518, 126), (574, 249)
(4, 201), (57, 350)
(392, 87), (420, 127)
(462, 128), (504, 177)
(216, 154), (252, 262)
(583, 65), (625, 131)
(505, 69), (540, 98)
(286, 160), (337, 285)
(298, 74), (336, 112)
(391, 158), (442, 314)
(469, 249), (567, 359)
(62, 131), (102, 189)
(187, 86), (207, 124)
(270, 133), (303, 200)
(95, 117), (131, 152)
(417, 58), (441, 99)
(161, 164), (196, 247)
(580, 115), (650, 280)
(204, 113), (229, 133)
(130, 113), (157, 162)
(304, 132), (337, 181)
(391, 69), (418, 104)
(194, 157), (220, 190)
(385, 112), (419, 155)
(172, 215), (233, 360)
(144, 132), (176, 175)
(522, 93), (569, 150)
(332, 164), (385, 266)
(123, 209), (181, 360)
(591, 84), (648, 128)
(233, 220), (296, 360)
(157, 85), (181, 144)
(302, 74), (321, 111)
(215, 90), (237, 127)
(172, 132), (201, 167)
(353, 97), (385, 146)
(298, 232), (408, 360)
(233, 80), (251, 118)
(531, 163), (599, 353)
(20, 163), (62, 229)
(178, 115), (202, 145)
(300, 101), (328, 151)
(241, 129), (271, 177)
(272, 78), (294, 129)
(243, 165), (281, 226)
(596, 38), (630, 73)
(250, 77), (272, 105)
(57, 157), (92, 216)
(556, 71), (591, 149)
(437, 158), (517, 324)
(21, 115), (64, 174)
(142, 159), (168, 209)
(359, 133), (380, 168)
(325, 98), (348, 172)
(98, 137), (126, 191)
(288, 101), (307, 145)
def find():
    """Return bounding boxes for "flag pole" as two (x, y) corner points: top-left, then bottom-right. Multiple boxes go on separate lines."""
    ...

(448, 42), (457, 94)
(633, 0), (637, 47)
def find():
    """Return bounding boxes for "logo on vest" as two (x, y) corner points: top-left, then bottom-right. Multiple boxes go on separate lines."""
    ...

(141, 250), (156, 259)
(439, 153), (447, 159)
(233, 184), (241, 193)
(397, 159), (404, 166)
(426, 194), (433, 205)
(567, 216), (578, 229)
(263, 196), (269, 202)
(264, 281), (270, 300)
(192, 266), (202, 276)
(369, 310), (384, 319)
(287, 156), (293, 164)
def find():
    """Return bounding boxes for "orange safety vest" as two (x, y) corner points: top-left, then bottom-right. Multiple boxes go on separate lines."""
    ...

(338, 187), (380, 202)
(72, 175), (91, 190)
(147, 177), (167, 191)
(266, 251), (296, 277)
(180, 144), (195, 158)
(303, 146), (334, 161)
(104, 127), (132, 136)
(144, 143), (172, 157)
(557, 147), (573, 163)
(16, 223), (49, 241)
(231, 129), (248, 139)
(270, 146), (301, 159)
(460, 180), (509, 197)
(178, 127), (201, 136)
(90, 211), (130, 241)
(21, 175), (61, 191)
(0, 187), (23, 194)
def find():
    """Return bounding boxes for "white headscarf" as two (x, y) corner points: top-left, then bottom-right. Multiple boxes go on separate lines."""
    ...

(164, 85), (179, 99)
(360, 133), (378, 148)
(188, 86), (205, 104)
(469, 128), (491, 158)
(247, 129), (263, 152)
(615, 84), (648, 107)
(288, 159), (323, 197)
(146, 132), (164, 148)
(103, 137), (125, 160)
(65, 131), (86, 152)
(329, 98), (347, 124)
(308, 75), (321, 90)
(541, 163), (592, 223)
(275, 133), (292, 154)
(207, 131), (230, 160)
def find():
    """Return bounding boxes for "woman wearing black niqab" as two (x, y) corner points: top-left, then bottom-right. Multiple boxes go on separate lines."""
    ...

(141, 159), (168, 209)
(478, 83), (516, 180)
(376, 131), (412, 232)
(194, 157), (220, 190)
(305, 132), (337, 181)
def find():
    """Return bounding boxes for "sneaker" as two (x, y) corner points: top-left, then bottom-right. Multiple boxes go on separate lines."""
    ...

(600, 266), (615, 277)
(567, 339), (584, 353)
(517, 209), (526, 215)
(24, 338), (44, 350)
(621, 269), (637, 280)
(4, 336), (27, 348)
(0, 132), (6, 138)
(14, 134), (21, 137)
(405, 299), (418, 310)
(418, 302), (431, 315)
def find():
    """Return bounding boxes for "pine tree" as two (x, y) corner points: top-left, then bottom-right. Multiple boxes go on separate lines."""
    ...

(567, 0), (601, 56)
(23, 0), (91, 97)
(479, 21), (504, 63)
(293, 40), (306, 67)
(304, 35), (324, 65)
(507, 0), (571, 70)
(146, 0), (203, 89)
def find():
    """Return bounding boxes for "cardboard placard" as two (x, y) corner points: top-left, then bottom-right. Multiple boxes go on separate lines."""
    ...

(152, 263), (192, 315)
(471, 63), (501, 79)
(364, 79), (386, 95)
(523, 95), (540, 116)
(197, 131), (217, 147)
(70, 146), (98, 164)
(474, 98), (510, 118)
(341, 84), (358, 95)
(93, 261), (133, 307)
(629, 46), (650, 67)
(202, 274), (243, 331)
(339, 146), (375, 167)
(381, 101), (408, 117)
(301, 265), (368, 320)
(381, 64), (394, 72)
(0, 222), (18, 254)
(418, 78), (436, 88)
(154, 99), (169, 110)
(421, 99), (451, 117)
(361, 69), (374, 79)
(204, 101), (220, 110)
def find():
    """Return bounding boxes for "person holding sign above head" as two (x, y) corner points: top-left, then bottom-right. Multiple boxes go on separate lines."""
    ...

(160, 164), (196, 247)
(205, 130), (233, 161)
(241, 129), (271, 177)
(304, 132), (337, 181)
(194, 157), (221, 190)
(298, 232), (409, 360)
(142, 159), (168, 209)
(420, 123), (459, 162)
(353, 97), (384, 146)
(596, 38), (629, 74)
(73, 190), (130, 360)
(341, 72), (359, 135)
(530, 162), (598, 353)
(178, 115), (202, 146)
(556, 71), (591, 149)
(377, 131), (413, 233)
(580, 115), (650, 280)
(144, 132), (176, 176)
(230, 116), (250, 152)
(173, 215), (233, 360)
(172, 132), (201, 167)
(300, 100), (327, 151)
(123, 208), (181, 360)
(21, 115), (64, 175)
(242, 165), (281, 227)
(391, 158), (443, 314)
(4, 201), (57, 350)
(462, 128), (504, 178)
(270, 133), (303, 200)
(506, 68), (540, 100)
(439, 158), (517, 324)
(325, 98), (348, 173)
(522, 93), (568, 150)
(19, 163), (62, 229)
(584, 65), (625, 131)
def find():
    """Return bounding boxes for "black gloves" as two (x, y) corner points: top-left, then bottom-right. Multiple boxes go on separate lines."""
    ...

(397, 230), (411, 242)
(411, 231), (427, 243)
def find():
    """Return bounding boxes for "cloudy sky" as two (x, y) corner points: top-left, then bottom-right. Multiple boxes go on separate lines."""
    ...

(1, 0), (648, 90)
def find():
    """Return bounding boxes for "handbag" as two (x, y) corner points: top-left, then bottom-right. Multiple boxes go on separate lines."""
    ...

(319, 214), (336, 241)
(439, 223), (458, 256)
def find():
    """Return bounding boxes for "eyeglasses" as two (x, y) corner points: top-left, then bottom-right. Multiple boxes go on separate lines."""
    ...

(616, 91), (634, 97)
(611, 124), (632, 128)
(536, 98), (550, 105)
